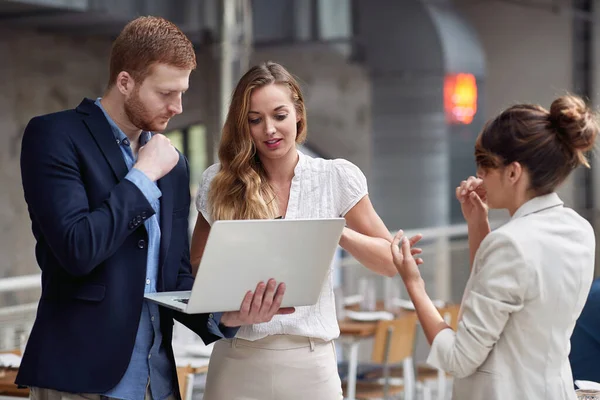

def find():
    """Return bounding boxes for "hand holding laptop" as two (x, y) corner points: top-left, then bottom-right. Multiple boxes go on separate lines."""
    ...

(144, 219), (345, 314)
(221, 279), (295, 327)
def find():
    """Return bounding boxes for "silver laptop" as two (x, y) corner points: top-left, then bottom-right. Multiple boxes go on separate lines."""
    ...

(144, 218), (345, 314)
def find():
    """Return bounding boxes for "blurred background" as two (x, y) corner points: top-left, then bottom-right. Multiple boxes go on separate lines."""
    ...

(0, 0), (598, 398)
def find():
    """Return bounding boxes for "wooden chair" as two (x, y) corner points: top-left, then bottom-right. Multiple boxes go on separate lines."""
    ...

(363, 304), (461, 400)
(342, 313), (419, 400)
(0, 349), (28, 398)
(414, 304), (460, 399)
(176, 364), (208, 400)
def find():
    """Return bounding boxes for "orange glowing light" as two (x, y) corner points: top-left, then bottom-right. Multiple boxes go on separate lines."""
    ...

(444, 73), (477, 125)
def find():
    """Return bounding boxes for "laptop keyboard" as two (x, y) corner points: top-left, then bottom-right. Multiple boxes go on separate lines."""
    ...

(174, 298), (189, 304)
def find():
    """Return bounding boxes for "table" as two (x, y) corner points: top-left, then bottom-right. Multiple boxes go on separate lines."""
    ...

(338, 303), (452, 400)
(338, 303), (411, 400)
(0, 355), (209, 400)
(0, 368), (27, 398)
(175, 357), (210, 400)
(338, 318), (379, 400)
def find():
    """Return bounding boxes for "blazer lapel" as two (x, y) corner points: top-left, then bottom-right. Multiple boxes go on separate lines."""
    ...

(158, 174), (173, 289)
(77, 98), (128, 181)
(512, 192), (564, 220)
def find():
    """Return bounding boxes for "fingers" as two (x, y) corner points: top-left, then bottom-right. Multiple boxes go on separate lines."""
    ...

(392, 230), (404, 248)
(276, 307), (296, 315)
(234, 280), (287, 326)
(239, 290), (253, 317)
(248, 279), (287, 323)
(469, 191), (486, 210)
(260, 279), (277, 312)
(456, 182), (466, 202)
(392, 230), (403, 246)
(268, 282), (286, 315)
(393, 232), (422, 250)
(393, 230), (424, 266)
(250, 281), (267, 315)
(456, 176), (483, 203)
(458, 178), (472, 199)
(465, 176), (482, 191)
(391, 230), (404, 262)
(401, 236), (413, 260)
(409, 234), (422, 246)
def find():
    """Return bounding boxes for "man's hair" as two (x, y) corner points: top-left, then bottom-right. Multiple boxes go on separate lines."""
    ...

(108, 16), (196, 87)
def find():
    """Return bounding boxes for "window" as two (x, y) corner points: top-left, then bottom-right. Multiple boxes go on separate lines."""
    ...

(164, 123), (209, 194)
(164, 124), (210, 229)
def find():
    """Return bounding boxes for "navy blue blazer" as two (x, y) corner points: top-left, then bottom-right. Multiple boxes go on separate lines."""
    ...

(570, 278), (600, 383)
(17, 98), (224, 394)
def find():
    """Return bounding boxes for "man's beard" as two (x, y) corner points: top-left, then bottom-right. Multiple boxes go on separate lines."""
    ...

(124, 90), (166, 132)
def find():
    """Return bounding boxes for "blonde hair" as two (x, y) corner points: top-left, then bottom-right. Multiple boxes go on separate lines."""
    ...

(208, 62), (307, 220)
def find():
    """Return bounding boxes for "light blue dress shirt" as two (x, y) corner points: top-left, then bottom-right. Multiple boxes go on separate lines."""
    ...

(95, 98), (173, 400)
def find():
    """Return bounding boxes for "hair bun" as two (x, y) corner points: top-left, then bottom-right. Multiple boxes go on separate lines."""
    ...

(549, 95), (598, 154)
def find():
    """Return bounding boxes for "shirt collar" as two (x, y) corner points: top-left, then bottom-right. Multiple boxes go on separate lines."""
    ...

(94, 97), (150, 147)
(294, 148), (306, 176)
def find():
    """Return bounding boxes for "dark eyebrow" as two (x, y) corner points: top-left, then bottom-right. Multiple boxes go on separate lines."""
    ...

(248, 105), (289, 114)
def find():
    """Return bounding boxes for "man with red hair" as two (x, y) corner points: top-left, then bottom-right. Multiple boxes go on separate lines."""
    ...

(18, 16), (286, 400)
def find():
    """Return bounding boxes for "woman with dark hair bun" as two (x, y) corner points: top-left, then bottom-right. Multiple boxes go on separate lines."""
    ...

(392, 95), (598, 399)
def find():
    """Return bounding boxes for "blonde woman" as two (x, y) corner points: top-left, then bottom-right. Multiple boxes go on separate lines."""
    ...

(392, 95), (598, 399)
(190, 61), (422, 399)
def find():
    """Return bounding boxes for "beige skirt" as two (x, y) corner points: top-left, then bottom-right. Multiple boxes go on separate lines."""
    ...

(203, 335), (343, 400)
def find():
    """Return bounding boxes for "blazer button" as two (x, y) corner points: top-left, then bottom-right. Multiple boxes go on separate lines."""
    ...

(141, 212), (147, 219)
(138, 239), (146, 249)
(136, 216), (142, 223)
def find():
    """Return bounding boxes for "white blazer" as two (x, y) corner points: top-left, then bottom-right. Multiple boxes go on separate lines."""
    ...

(427, 193), (595, 399)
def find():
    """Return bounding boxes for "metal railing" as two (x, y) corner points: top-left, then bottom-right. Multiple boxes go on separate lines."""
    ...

(339, 220), (507, 305)
(0, 274), (41, 294)
(0, 275), (40, 352)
